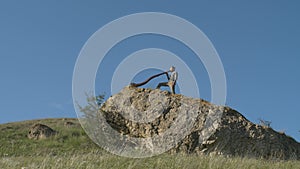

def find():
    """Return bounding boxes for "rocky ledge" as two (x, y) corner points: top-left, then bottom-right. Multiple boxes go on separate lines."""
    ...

(99, 86), (300, 159)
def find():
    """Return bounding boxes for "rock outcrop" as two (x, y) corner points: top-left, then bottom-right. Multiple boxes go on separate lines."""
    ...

(100, 86), (300, 159)
(28, 123), (57, 140)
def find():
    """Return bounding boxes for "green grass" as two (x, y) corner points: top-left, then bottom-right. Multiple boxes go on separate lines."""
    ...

(1, 118), (299, 169)
(0, 118), (99, 157)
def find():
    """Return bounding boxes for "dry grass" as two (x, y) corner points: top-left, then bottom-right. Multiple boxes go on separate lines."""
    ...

(1, 153), (300, 169)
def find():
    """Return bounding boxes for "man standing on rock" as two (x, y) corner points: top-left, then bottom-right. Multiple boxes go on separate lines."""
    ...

(156, 66), (178, 94)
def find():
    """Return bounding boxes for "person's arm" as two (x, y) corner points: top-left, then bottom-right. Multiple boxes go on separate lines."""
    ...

(173, 72), (178, 81)
(166, 71), (170, 80)
(169, 72), (178, 82)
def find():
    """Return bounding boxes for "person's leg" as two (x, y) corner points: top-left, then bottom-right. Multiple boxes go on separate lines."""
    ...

(156, 82), (168, 89)
(168, 82), (176, 94)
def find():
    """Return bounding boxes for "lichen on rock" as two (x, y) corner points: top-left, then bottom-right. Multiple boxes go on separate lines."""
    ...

(97, 86), (300, 159)
(28, 123), (57, 140)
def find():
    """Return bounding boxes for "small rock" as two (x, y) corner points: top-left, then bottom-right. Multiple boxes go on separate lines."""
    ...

(64, 121), (75, 127)
(28, 123), (57, 140)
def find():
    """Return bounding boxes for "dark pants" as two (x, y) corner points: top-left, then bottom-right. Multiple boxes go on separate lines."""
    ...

(156, 81), (176, 94)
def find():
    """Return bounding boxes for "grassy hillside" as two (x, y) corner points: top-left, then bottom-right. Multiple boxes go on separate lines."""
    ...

(0, 118), (299, 169)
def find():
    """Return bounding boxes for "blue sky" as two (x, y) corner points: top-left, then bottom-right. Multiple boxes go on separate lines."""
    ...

(1, 1), (300, 141)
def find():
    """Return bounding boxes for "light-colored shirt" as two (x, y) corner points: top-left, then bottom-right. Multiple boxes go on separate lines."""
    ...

(169, 71), (178, 82)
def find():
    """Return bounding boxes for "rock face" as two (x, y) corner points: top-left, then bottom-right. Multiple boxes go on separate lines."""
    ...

(28, 123), (57, 140)
(100, 86), (300, 159)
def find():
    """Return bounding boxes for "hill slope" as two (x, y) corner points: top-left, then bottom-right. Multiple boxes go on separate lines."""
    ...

(0, 118), (101, 157)
(1, 118), (300, 168)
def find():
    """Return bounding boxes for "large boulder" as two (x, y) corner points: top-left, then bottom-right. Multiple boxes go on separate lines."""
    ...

(99, 86), (300, 159)
(28, 123), (57, 140)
